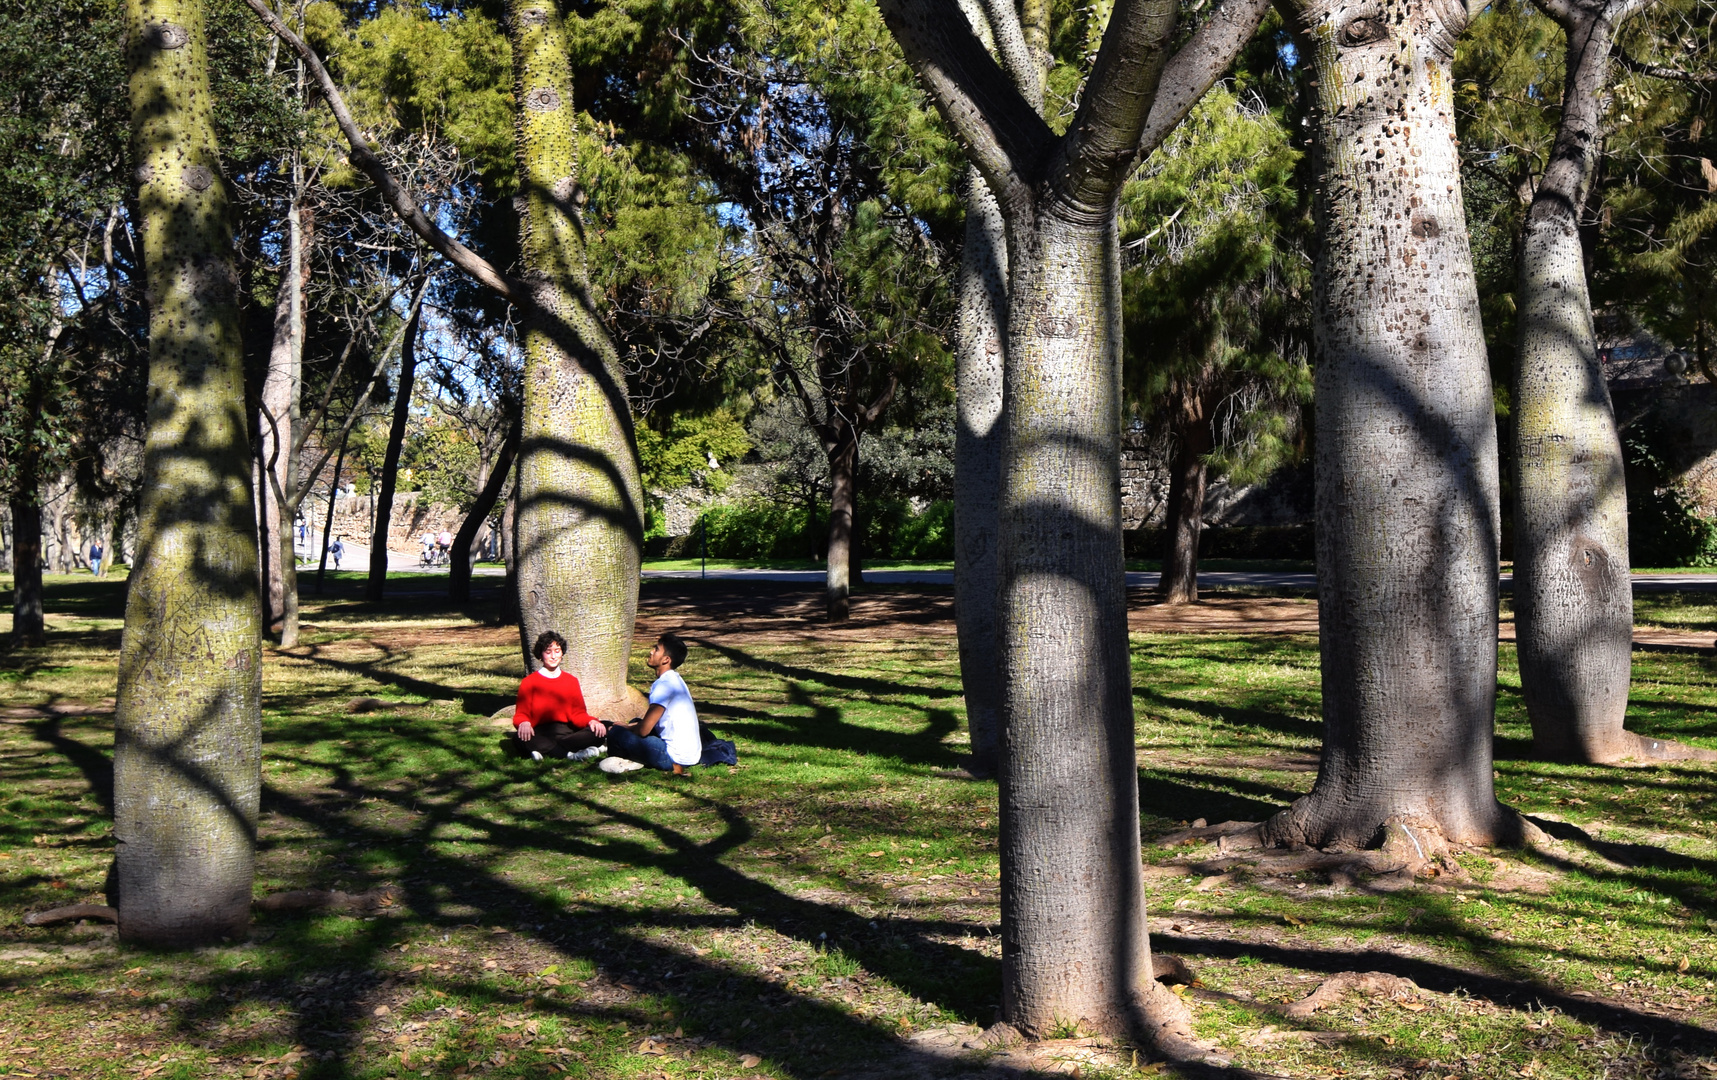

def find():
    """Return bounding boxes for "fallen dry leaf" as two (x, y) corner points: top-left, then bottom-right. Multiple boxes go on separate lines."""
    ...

(374, 1005), (391, 1017)
(866, 851), (884, 858)
(1680, 958), (1691, 973)
(740, 1053), (763, 1068)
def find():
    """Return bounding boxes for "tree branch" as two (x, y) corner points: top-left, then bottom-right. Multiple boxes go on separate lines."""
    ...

(858, 370), (900, 429)
(1138, 0), (1273, 158)
(1612, 43), (1717, 82)
(1055, 0), (1180, 213)
(874, 0), (1054, 203)
(240, 0), (521, 305)
(974, 0), (1043, 107)
(298, 275), (435, 500)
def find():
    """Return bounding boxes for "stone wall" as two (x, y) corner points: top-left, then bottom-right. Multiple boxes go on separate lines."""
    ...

(323, 492), (477, 553)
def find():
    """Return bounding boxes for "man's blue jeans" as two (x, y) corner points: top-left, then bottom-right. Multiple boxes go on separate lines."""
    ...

(606, 725), (678, 770)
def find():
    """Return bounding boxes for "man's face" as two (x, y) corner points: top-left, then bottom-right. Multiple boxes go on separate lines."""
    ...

(649, 642), (667, 668)
(540, 641), (563, 671)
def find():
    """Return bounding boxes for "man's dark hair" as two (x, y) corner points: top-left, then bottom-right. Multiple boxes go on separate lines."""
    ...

(658, 632), (687, 669)
(532, 630), (568, 660)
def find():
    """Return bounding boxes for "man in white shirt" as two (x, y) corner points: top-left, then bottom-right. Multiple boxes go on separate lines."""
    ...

(601, 633), (702, 776)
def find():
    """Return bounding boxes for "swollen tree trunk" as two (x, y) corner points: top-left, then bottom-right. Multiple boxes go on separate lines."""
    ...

(954, 166), (1008, 774)
(1514, 0), (1654, 763)
(825, 426), (858, 621)
(999, 208), (1155, 1038)
(881, 0), (1263, 1048)
(509, 0), (646, 720)
(1260, 0), (1516, 849)
(450, 428), (516, 603)
(10, 497), (43, 646)
(366, 302), (420, 602)
(1158, 380), (1212, 605)
(116, 0), (262, 947)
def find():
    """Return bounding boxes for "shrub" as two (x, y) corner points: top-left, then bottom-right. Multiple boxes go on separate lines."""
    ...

(696, 501), (825, 560)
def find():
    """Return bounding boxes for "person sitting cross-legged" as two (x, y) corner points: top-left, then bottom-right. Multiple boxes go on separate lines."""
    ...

(511, 631), (607, 762)
(601, 633), (700, 777)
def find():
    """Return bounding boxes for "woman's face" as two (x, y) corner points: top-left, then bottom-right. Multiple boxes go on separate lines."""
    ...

(540, 641), (563, 671)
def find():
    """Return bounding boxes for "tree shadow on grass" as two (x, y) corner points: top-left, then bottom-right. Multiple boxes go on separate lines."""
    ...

(17, 715), (1717, 1078)
(1162, 931), (1717, 1051)
(1137, 772), (1295, 828)
(16, 720), (1032, 1078)
(1136, 691), (1320, 744)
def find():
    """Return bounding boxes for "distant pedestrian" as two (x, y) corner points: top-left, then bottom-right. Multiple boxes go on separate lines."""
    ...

(88, 541), (104, 576)
(330, 536), (345, 569)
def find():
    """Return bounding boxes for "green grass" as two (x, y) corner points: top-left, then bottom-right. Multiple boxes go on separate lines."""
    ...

(642, 558), (956, 573)
(1, 572), (1716, 1077)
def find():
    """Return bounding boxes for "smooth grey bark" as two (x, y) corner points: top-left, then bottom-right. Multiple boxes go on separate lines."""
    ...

(954, 166), (1008, 774)
(366, 302), (421, 602)
(258, 197), (305, 637)
(948, 0), (1269, 770)
(1259, 0), (1517, 849)
(1513, 0), (1672, 763)
(881, 0), (1225, 1046)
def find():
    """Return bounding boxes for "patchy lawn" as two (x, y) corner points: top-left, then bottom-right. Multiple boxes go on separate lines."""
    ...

(0, 572), (1715, 1078)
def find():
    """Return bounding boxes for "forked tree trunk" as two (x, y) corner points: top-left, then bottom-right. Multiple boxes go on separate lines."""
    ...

(509, 0), (645, 721)
(1000, 208), (1172, 1038)
(116, 0), (262, 947)
(1515, 0), (1657, 763)
(1260, 0), (1517, 849)
(825, 429), (858, 622)
(954, 166), (1008, 774)
(10, 497), (43, 646)
(367, 303), (420, 601)
(1158, 381), (1212, 605)
(450, 429), (515, 604)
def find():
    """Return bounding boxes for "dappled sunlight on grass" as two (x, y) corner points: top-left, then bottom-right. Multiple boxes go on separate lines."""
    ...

(1, 575), (1716, 1077)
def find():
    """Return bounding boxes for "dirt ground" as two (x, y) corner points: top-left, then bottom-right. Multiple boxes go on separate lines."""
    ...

(633, 584), (1716, 652)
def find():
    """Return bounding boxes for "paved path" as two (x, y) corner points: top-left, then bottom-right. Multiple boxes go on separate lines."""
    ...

(641, 567), (1717, 593)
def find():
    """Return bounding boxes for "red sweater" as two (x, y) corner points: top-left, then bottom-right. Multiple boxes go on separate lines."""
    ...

(513, 670), (598, 729)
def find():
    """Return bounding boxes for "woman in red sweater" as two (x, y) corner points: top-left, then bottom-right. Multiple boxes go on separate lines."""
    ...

(512, 631), (608, 761)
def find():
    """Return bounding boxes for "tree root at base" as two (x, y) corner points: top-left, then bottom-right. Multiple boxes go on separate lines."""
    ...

(1282, 971), (1421, 1018)
(23, 904), (118, 927)
(1590, 731), (1717, 764)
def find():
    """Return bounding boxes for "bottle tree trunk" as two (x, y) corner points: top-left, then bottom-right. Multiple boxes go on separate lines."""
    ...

(366, 303), (420, 601)
(825, 424), (858, 622)
(116, 0), (262, 947)
(509, 0), (645, 720)
(1158, 379), (1212, 605)
(954, 166), (1008, 774)
(998, 210), (1159, 1038)
(450, 428), (516, 604)
(10, 496), (43, 646)
(1515, 0), (1676, 763)
(1260, 0), (1517, 850)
